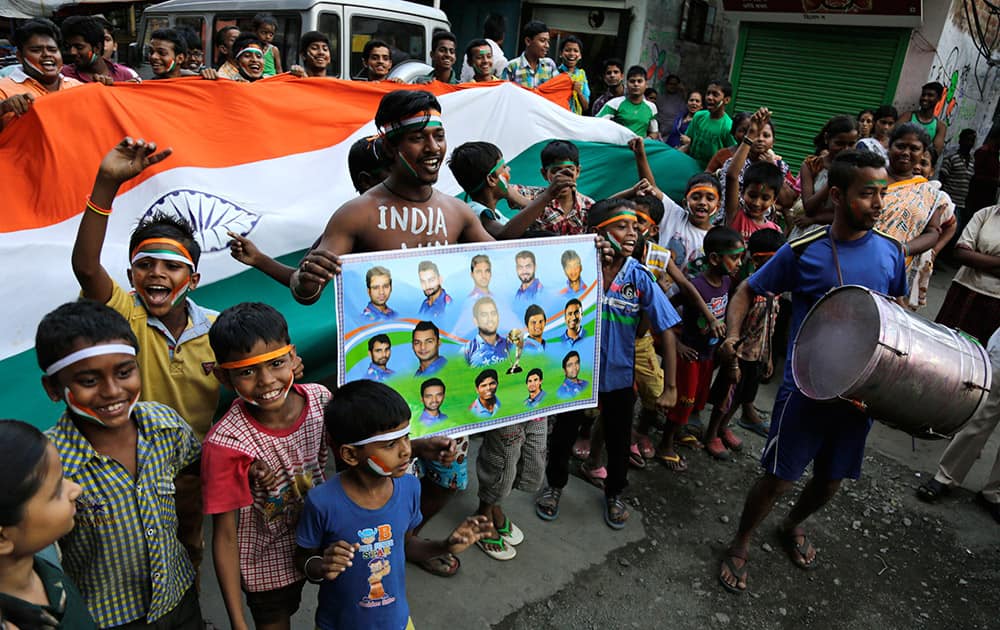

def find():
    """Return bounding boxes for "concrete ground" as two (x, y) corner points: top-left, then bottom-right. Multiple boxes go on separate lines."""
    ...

(197, 260), (999, 629)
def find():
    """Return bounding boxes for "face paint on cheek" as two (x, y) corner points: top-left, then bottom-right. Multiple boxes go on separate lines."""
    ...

(135, 279), (192, 310)
(22, 58), (48, 75)
(64, 387), (140, 426)
(366, 454), (395, 476)
(398, 154), (420, 179)
(604, 231), (623, 253)
(165, 59), (176, 73)
(237, 372), (294, 407)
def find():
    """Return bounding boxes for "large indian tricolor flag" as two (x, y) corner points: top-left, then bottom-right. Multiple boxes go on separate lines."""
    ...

(0, 73), (699, 429)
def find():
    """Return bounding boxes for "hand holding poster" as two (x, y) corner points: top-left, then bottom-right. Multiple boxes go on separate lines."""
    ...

(335, 235), (602, 438)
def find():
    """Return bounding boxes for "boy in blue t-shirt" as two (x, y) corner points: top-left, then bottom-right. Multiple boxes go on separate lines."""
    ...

(535, 199), (680, 530)
(717, 150), (907, 594)
(296, 381), (490, 630)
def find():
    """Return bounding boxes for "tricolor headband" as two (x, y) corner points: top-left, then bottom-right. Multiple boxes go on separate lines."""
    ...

(217, 344), (293, 370)
(594, 210), (637, 230)
(45, 344), (136, 376)
(350, 425), (411, 446)
(687, 185), (719, 198)
(130, 238), (196, 269)
(237, 47), (264, 58)
(635, 210), (655, 226)
(378, 110), (443, 139)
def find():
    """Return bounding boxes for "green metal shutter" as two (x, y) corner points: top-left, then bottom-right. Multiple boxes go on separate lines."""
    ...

(729, 23), (909, 172)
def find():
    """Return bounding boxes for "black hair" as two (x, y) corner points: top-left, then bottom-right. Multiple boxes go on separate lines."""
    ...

(924, 146), (939, 165)
(300, 30), (330, 55)
(470, 254), (491, 272)
(813, 115), (857, 153)
(634, 194), (665, 223)
(367, 333), (391, 352)
(524, 304), (546, 325)
(432, 31), (457, 49)
(601, 58), (623, 73)
(707, 78), (733, 97)
(540, 140), (579, 168)
(873, 104), (898, 121)
(516, 250), (535, 264)
(465, 38), (491, 65)
(564, 298), (582, 312)
(922, 81), (945, 99)
(828, 149), (889, 192)
(483, 14), (506, 41)
(61, 15), (104, 50)
(560, 250), (581, 268)
(209, 302), (290, 364)
(959, 128), (977, 139)
(324, 380), (410, 445)
(742, 161), (783, 195)
(151, 28), (188, 56)
(448, 141), (503, 194)
(889, 122), (932, 151)
(129, 211), (201, 267)
(347, 136), (390, 193)
(363, 39), (390, 58)
(686, 172), (722, 196)
(587, 198), (637, 229)
(0, 420), (50, 526)
(626, 65), (646, 79)
(420, 377), (445, 395)
(15, 18), (60, 49)
(365, 265), (391, 287)
(644, 88), (658, 99)
(730, 111), (752, 136)
(232, 33), (265, 57)
(374, 90), (442, 142)
(562, 350), (580, 369)
(857, 108), (875, 120)
(526, 367), (543, 382)
(475, 369), (499, 387)
(215, 25), (239, 48)
(561, 35), (582, 51)
(703, 226), (743, 255)
(412, 320), (440, 339)
(35, 300), (139, 373)
(252, 13), (279, 29)
(521, 20), (548, 44)
(177, 26), (203, 51)
(665, 74), (681, 83)
(747, 227), (785, 254)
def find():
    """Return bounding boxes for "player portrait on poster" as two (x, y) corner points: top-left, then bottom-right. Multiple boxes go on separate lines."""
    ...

(335, 235), (602, 438)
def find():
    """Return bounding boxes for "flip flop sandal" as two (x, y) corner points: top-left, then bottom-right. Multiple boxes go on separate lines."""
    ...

(656, 452), (688, 472)
(719, 547), (749, 594)
(629, 443), (647, 469)
(754, 406), (771, 419)
(604, 496), (630, 530)
(916, 478), (949, 503)
(737, 417), (771, 438)
(477, 535), (517, 560)
(572, 438), (591, 460)
(704, 437), (730, 460)
(580, 462), (607, 489)
(497, 518), (524, 546)
(720, 428), (744, 451)
(416, 553), (461, 577)
(677, 433), (705, 450)
(535, 487), (562, 521)
(779, 526), (819, 570)
(636, 434), (655, 459)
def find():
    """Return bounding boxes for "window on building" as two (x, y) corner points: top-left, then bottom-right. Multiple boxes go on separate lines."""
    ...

(679, 0), (716, 45)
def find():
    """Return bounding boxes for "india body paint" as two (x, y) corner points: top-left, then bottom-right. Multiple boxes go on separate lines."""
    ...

(64, 387), (140, 427)
(365, 454), (396, 476)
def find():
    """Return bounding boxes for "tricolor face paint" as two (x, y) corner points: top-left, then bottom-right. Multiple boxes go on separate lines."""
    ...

(18, 35), (62, 82)
(128, 238), (198, 318)
(218, 343), (297, 410)
(45, 343), (142, 429)
(382, 115), (446, 186)
(349, 424), (412, 477)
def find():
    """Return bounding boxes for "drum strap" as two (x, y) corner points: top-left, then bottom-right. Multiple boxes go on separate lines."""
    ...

(828, 230), (845, 287)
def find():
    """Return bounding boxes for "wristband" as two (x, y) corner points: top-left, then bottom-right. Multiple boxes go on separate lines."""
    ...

(86, 196), (112, 217)
(292, 273), (323, 301)
(304, 555), (324, 584)
(742, 137), (754, 146)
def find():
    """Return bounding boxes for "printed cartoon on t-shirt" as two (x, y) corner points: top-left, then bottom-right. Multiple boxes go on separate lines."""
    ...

(358, 524), (396, 608)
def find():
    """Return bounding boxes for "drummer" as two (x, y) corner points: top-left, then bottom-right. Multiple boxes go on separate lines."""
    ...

(716, 147), (907, 594)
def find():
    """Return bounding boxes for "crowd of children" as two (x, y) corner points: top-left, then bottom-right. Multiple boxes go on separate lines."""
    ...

(4, 8), (1000, 628)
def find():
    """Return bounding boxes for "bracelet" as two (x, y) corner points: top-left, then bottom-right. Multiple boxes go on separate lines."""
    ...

(291, 273), (323, 301)
(742, 137), (754, 146)
(86, 196), (112, 216)
(304, 555), (324, 584)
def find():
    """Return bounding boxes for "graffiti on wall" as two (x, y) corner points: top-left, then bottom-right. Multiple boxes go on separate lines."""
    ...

(928, 43), (996, 142)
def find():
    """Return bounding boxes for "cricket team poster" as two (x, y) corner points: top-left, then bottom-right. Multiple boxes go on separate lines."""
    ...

(335, 235), (602, 438)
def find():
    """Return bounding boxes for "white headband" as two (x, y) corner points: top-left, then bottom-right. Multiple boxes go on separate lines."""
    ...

(349, 426), (411, 446)
(130, 250), (194, 268)
(45, 344), (137, 376)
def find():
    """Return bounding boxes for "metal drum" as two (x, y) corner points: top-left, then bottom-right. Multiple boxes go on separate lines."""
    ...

(792, 285), (992, 439)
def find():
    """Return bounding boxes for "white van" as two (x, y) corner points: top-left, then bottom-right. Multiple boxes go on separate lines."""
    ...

(129, 0), (449, 79)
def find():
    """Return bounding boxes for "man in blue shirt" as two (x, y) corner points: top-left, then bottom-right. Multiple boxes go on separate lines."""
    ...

(555, 351), (588, 399)
(514, 250), (543, 303)
(559, 299), (586, 347)
(468, 254), (493, 298)
(463, 297), (510, 367)
(419, 378), (448, 425)
(418, 260), (451, 319)
(364, 334), (393, 381)
(717, 148), (907, 595)
(523, 304), (547, 353)
(469, 369), (501, 418)
(524, 368), (546, 409)
(361, 266), (397, 321)
(411, 321), (448, 376)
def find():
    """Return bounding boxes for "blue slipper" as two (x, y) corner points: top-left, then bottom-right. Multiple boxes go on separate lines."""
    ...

(737, 418), (770, 438)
